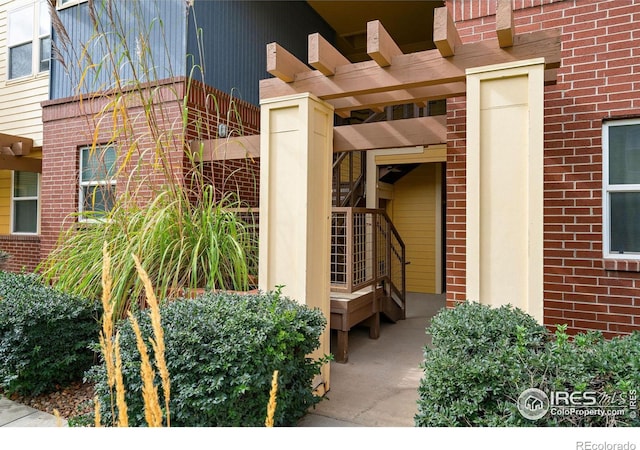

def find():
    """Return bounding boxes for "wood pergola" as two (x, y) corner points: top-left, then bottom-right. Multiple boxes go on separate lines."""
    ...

(0, 133), (40, 173)
(260, 2), (559, 137)
(196, 1), (559, 162)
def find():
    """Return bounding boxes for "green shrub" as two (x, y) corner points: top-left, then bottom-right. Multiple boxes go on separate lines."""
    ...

(415, 301), (548, 426)
(0, 272), (100, 396)
(415, 301), (640, 427)
(89, 290), (328, 426)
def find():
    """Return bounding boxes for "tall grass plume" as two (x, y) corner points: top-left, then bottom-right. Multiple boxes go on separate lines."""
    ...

(132, 253), (171, 426)
(97, 247), (170, 427)
(265, 370), (279, 427)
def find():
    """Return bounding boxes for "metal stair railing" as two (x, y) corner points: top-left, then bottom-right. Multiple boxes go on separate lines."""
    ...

(234, 206), (406, 319)
(332, 151), (365, 207)
(330, 208), (406, 318)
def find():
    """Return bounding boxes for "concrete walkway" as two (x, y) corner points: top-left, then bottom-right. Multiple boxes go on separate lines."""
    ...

(299, 292), (446, 426)
(0, 292), (445, 428)
(0, 396), (66, 427)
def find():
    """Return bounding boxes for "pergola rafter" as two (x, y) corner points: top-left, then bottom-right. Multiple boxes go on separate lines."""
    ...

(0, 133), (33, 157)
(261, 1), (560, 117)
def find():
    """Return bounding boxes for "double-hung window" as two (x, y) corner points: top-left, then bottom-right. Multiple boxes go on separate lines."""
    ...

(79, 146), (117, 221)
(603, 118), (640, 259)
(12, 171), (39, 234)
(7, 0), (51, 80)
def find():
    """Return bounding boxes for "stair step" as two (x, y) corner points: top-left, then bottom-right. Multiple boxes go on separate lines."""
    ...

(381, 294), (405, 323)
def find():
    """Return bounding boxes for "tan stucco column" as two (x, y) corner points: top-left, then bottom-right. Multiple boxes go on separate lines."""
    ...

(258, 93), (334, 392)
(466, 58), (545, 322)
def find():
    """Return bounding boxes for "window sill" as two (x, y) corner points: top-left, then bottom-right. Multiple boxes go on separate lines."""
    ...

(603, 259), (640, 273)
(5, 71), (49, 86)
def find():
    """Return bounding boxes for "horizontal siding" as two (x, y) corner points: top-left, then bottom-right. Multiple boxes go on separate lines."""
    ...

(390, 163), (439, 294)
(0, 171), (10, 234)
(0, 0), (49, 146)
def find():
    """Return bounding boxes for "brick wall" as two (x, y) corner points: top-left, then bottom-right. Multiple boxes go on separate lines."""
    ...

(185, 80), (261, 208)
(201, 159), (260, 208)
(445, 0), (640, 337)
(0, 235), (41, 273)
(41, 80), (186, 258)
(40, 77), (261, 264)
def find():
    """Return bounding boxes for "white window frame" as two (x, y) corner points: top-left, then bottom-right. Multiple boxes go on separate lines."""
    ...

(7, 1), (51, 81)
(602, 118), (640, 260)
(79, 145), (117, 222)
(11, 171), (40, 235)
(56, 0), (87, 10)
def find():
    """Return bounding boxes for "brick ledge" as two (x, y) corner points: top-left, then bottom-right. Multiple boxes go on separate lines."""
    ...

(603, 259), (640, 273)
(0, 234), (40, 243)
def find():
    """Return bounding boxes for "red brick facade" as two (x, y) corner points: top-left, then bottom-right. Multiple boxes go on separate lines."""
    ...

(202, 159), (260, 208)
(0, 235), (40, 273)
(37, 77), (260, 263)
(445, 0), (640, 337)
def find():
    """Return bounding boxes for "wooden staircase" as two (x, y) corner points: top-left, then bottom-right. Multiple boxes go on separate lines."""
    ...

(330, 207), (406, 362)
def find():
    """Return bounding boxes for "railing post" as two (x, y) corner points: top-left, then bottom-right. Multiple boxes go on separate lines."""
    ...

(371, 210), (377, 287)
(346, 208), (354, 291)
(401, 240), (406, 319)
(386, 216), (392, 286)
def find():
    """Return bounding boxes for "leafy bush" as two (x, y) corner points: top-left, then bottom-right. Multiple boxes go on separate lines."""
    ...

(415, 301), (640, 427)
(0, 272), (100, 395)
(89, 290), (328, 426)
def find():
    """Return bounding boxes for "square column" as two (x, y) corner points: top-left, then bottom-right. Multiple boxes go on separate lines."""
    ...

(259, 93), (334, 392)
(466, 58), (545, 322)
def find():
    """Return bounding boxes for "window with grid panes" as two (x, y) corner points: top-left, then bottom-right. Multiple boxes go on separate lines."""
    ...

(79, 146), (117, 221)
(12, 171), (39, 234)
(603, 119), (640, 259)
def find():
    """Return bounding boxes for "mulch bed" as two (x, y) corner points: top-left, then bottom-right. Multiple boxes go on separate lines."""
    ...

(2, 381), (95, 421)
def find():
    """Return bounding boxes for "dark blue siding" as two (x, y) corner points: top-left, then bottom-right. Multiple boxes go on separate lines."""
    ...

(51, 0), (188, 100)
(188, 1), (335, 106)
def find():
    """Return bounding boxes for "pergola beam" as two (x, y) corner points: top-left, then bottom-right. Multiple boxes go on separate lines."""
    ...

(191, 135), (261, 161)
(496, 0), (515, 48)
(433, 6), (462, 57)
(0, 155), (41, 172)
(195, 115), (446, 161)
(266, 42), (312, 82)
(334, 115), (446, 152)
(367, 20), (403, 67)
(308, 33), (350, 76)
(260, 29), (561, 101)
